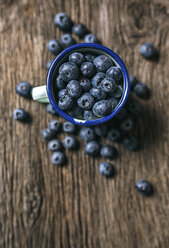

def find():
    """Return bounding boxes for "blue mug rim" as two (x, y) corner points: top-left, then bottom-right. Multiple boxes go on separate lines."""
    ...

(47, 43), (130, 126)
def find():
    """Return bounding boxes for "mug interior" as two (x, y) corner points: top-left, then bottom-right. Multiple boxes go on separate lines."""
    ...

(47, 43), (130, 126)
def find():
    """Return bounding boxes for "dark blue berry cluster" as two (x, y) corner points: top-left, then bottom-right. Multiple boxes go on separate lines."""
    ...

(55, 52), (123, 119)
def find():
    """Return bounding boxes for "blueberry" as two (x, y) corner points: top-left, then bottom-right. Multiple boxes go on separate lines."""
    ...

(133, 82), (149, 99)
(72, 23), (88, 38)
(80, 62), (96, 78)
(55, 75), (66, 90)
(47, 39), (62, 55)
(58, 89), (68, 98)
(85, 53), (96, 62)
(13, 108), (29, 122)
(54, 13), (72, 31)
(77, 93), (95, 110)
(69, 52), (85, 66)
(85, 140), (100, 156)
(84, 33), (99, 43)
(66, 80), (82, 98)
(107, 97), (118, 109)
(136, 180), (153, 196)
(100, 144), (116, 158)
(67, 106), (83, 118)
(140, 43), (156, 59)
(127, 100), (142, 115)
(94, 125), (108, 137)
(129, 75), (137, 89)
(59, 62), (79, 82)
(110, 85), (123, 98)
(42, 129), (55, 141)
(107, 128), (120, 142)
(106, 66), (122, 84)
(115, 108), (128, 120)
(51, 151), (65, 165)
(93, 100), (112, 117)
(90, 87), (107, 101)
(62, 135), (77, 150)
(48, 139), (62, 151)
(91, 72), (106, 88)
(15, 81), (32, 98)
(94, 55), (112, 72)
(48, 120), (61, 133)
(61, 34), (75, 48)
(122, 136), (139, 151)
(79, 77), (92, 91)
(120, 118), (133, 131)
(99, 161), (114, 177)
(58, 95), (74, 111)
(83, 110), (96, 120)
(63, 121), (76, 133)
(46, 103), (57, 115)
(46, 60), (53, 70)
(80, 127), (96, 142)
(101, 77), (116, 93)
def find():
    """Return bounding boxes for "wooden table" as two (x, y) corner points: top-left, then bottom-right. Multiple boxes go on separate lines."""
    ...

(0, 0), (169, 247)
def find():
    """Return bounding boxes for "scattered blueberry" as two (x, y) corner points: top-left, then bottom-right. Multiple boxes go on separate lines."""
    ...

(61, 34), (75, 48)
(79, 77), (92, 92)
(116, 108), (128, 120)
(129, 75), (137, 89)
(15, 81), (32, 98)
(136, 180), (153, 196)
(90, 87), (106, 101)
(100, 144), (116, 158)
(83, 110), (96, 120)
(94, 55), (112, 72)
(72, 23), (88, 38)
(66, 80), (82, 98)
(99, 161), (114, 177)
(107, 128), (120, 142)
(101, 77), (116, 93)
(140, 43), (156, 59)
(46, 103), (57, 115)
(106, 66), (122, 84)
(85, 140), (100, 156)
(85, 54), (96, 62)
(42, 129), (55, 141)
(54, 13), (72, 31)
(80, 127), (96, 142)
(47, 39), (62, 55)
(46, 60), (53, 70)
(13, 108), (29, 122)
(80, 62), (96, 78)
(122, 136), (139, 151)
(48, 120), (61, 133)
(93, 100), (112, 117)
(51, 151), (65, 165)
(120, 118), (133, 131)
(127, 100), (142, 115)
(63, 121), (76, 133)
(84, 33), (99, 43)
(58, 95), (74, 111)
(63, 135), (77, 150)
(110, 85), (123, 98)
(94, 125), (108, 137)
(55, 75), (66, 90)
(59, 62), (79, 82)
(133, 82), (149, 99)
(77, 93), (95, 110)
(48, 139), (62, 151)
(69, 52), (85, 66)
(58, 89), (68, 98)
(91, 72), (106, 88)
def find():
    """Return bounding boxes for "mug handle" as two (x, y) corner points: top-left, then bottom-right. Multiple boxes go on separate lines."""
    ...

(31, 85), (50, 103)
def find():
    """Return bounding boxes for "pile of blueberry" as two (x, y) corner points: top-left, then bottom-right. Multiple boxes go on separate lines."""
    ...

(13, 12), (157, 197)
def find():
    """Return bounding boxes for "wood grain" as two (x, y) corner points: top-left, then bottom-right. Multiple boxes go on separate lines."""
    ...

(0, 0), (169, 247)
